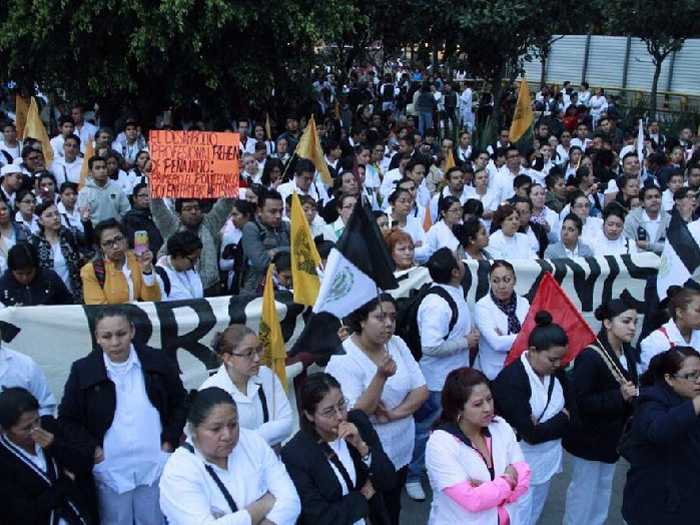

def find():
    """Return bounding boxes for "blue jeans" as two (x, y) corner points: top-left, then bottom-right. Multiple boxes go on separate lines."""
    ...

(418, 112), (433, 136)
(407, 390), (442, 483)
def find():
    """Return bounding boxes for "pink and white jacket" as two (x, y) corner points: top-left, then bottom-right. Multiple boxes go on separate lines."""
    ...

(426, 417), (531, 525)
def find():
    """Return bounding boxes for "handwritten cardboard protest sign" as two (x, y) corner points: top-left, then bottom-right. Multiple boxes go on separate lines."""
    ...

(149, 131), (240, 198)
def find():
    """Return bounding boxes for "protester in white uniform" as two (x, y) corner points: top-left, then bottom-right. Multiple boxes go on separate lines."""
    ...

(426, 367), (530, 525)
(425, 196), (461, 257)
(59, 307), (186, 525)
(0, 337), (56, 416)
(155, 230), (204, 301)
(492, 311), (573, 525)
(388, 188), (429, 263)
(326, 294), (428, 524)
(640, 286), (700, 372)
(545, 214), (595, 259)
(160, 387), (301, 525)
(593, 206), (636, 256)
(199, 324), (292, 449)
(488, 204), (537, 260)
(475, 260), (530, 380)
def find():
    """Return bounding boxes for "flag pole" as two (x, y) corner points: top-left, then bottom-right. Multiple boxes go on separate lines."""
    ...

(594, 337), (626, 382)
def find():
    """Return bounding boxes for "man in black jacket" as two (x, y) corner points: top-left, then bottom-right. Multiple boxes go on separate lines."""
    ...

(122, 182), (164, 255)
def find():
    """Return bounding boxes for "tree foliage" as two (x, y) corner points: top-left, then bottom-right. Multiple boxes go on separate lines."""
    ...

(0, 0), (357, 119)
(599, 0), (700, 118)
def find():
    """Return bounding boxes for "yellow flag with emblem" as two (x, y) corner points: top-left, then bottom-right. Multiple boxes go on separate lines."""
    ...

(290, 191), (322, 306)
(24, 97), (53, 166)
(259, 264), (288, 393)
(509, 78), (534, 143)
(295, 115), (333, 186)
(15, 95), (29, 139)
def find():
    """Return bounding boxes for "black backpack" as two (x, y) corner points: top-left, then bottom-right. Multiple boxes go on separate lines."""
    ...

(396, 283), (459, 361)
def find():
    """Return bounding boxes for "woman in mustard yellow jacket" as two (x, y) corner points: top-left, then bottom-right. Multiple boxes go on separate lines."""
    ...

(81, 218), (162, 304)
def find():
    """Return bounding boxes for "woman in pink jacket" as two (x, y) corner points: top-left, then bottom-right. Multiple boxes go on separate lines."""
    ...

(426, 367), (530, 524)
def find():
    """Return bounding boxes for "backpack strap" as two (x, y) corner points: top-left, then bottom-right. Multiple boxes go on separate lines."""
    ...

(92, 256), (106, 289)
(426, 286), (459, 339)
(181, 442), (239, 513)
(154, 266), (171, 296)
(256, 384), (270, 423)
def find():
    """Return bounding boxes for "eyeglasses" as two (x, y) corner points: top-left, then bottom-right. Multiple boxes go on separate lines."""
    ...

(101, 235), (125, 248)
(19, 199), (36, 205)
(573, 202), (591, 209)
(447, 207), (463, 215)
(231, 346), (265, 361)
(316, 397), (349, 419)
(674, 371), (700, 381)
(26, 155), (42, 162)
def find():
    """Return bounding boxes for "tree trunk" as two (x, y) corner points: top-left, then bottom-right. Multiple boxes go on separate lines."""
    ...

(490, 60), (508, 131)
(650, 56), (663, 119)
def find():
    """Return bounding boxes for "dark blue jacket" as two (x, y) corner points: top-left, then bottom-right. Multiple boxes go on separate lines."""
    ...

(622, 382), (700, 524)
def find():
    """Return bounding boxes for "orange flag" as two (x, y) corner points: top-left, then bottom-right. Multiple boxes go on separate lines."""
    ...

(24, 97), (53, 166)
(15, 95), (29, 140)
(78, 135), (95, 189)
(445, 148), (456, 171)
(505, 272), (597, 367)
(265, 112), (272, 140)
(423, 208), (432, 232)
(295, 115), (333, 186)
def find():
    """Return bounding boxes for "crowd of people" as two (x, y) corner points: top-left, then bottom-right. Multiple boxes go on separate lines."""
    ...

(0, 69), (700, 525)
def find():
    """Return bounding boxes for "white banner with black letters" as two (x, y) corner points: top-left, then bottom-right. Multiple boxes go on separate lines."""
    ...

(0, 253), (659, 398)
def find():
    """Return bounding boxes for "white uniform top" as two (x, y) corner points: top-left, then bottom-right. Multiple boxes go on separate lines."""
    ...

(519, 353), (564, 484)
(325, 335), (426, 469)
(0, 346), (56, 416)
(160, 430), (301, 525)
(474, 294), (530, 380)
(418, 283), (472, 391)
(155, 257), (204, 301)
(96, 347), (167, 494)
(639, 319), (700, 372)
(426, 418), (525, 525)
(425, 220), (460, 258)
(487, 230), (537, 260)
(199, 365), (292, 447)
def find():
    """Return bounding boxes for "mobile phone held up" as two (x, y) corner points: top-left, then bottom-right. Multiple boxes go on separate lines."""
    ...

(134, 231), (149, 257)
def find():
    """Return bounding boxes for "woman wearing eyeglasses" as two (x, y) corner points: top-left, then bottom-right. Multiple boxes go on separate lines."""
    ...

(154, 230), (204, 301)
(199, 324), (292, 450)
(281, 373), (396, 525)
(622, 347), (700, 524)
(81, 218), (161, 304)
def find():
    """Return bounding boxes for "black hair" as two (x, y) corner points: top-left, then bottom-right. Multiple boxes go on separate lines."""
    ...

(167, 230), (203, 258)
(490, 259), (515, 277)
(261, 158), (285, 187)
(299, 372), (342, 430)
(640, 184), (661, 201)
(7, 242), (38, 271)
(87, 155), (105, 170)
(35, 200), (57, 221)
(562, 212), (583, 234)
(232, 199), (255, 217)
(427, 247), (458, 284)
(295, 158), (316, 175)
(94, 305), (131, 328)
(594, 298), (636, 322)
(640, 346), (700, 388)
(388, 188), (411, 205)
(528, 310), (568, 351)
(513, 196), (533, 211)
(513, 174), (532, 189)
(258, 189), (283, 209)
(438, 195), (461, 221)
(59, 182), (78, 195)
(453, 217), (484, 249)
(666, 285), (700, 321)
(64, 134), (80, 147)
(15, 189), (35, 206)
(132, 182), (148, 198)
(187, 387), (237, 427)
(94, 218), (126, 244)
(344, 293), (396, 333)
(462, 198), (484, 219)
(174, 198), (202, 213)
(0, 387), (39, 429)
(603, 204), (626, 223)
(273, 251), (291, 272)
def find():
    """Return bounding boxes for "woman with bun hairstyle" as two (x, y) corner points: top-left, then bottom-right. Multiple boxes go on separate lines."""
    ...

(622, 347), (700, 524)
(425, 367), (530, 525)
(491, 311), (574, 525)
(639, 285), (700, 372)
(454, 218), (490, 261)
(199, 324), (292, 450)
(562, 299), (640, 525)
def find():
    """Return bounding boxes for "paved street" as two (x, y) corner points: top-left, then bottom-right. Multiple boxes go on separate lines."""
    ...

(402, 452), (628, 524)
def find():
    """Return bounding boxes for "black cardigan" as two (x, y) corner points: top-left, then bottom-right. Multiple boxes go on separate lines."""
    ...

(491, 358), (574, 444)
(0, 416), (95, 525)
(281, 409), (396, 525)
(58, 342), (187, 448)
(563, 342), (639, 463)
